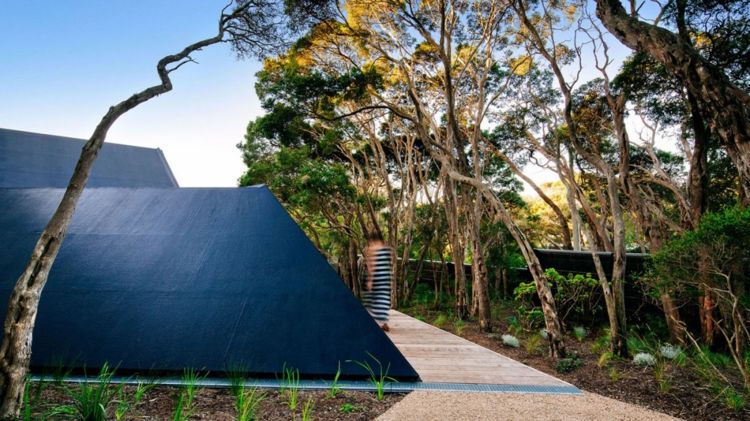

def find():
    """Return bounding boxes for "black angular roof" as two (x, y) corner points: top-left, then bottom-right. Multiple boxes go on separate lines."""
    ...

(0, 128), (178, 188)
(0, 187), (418, 380)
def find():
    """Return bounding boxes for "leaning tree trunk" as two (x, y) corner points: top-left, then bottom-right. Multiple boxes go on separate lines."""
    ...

(0, 21), (233, 419)
(447, 170), (567, 358)
(595, 0), (750, 201)
(505, 217), (566, 358)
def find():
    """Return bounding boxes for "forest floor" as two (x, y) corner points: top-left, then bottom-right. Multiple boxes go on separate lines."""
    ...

(26, 383), (403, 420)
(401, 306), (750, 421)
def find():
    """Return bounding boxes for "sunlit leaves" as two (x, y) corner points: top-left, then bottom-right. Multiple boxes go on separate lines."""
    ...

(509, 55), (533, 76)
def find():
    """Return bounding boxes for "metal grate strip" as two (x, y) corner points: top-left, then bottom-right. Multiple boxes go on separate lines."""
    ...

(32, 375), (582, 395)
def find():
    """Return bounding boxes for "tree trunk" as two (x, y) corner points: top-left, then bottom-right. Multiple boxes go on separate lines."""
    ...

(446, 170), (567, 358)
(444, 177), (468, 319)
(686, 92), (709, 226)
(470, 193), (491, 332)
(699, 292), (716, 346)
(0, 26), (232, 417)
(595, 0), (750, 200)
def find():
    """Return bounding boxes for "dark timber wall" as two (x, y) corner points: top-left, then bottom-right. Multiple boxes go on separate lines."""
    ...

(0, 187), (417, 380)
(0, 128), (178, 188)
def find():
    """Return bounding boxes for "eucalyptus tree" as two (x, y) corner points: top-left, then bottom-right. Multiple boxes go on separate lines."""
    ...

(595, 0), (750, 201)
(341, 0), (567, 351)
(0, 1), (333, 417)
(507, 0), (638, 356)
(239, 0), (569, 353)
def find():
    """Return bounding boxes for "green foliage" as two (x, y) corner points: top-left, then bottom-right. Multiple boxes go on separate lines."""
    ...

(328, 362), (342, 398)
(340, 402), (359, 413)
(608, 367), (622, 382)
(505, 315), (525, 336)
(348, 353), (395, 401)
(514, 269), (601, 330)
(573, 326), (587, 342)
(235, 387), (266, 421)
(695, 346), (732, 370)
(720, 387), (746, 410)
(555, 354), (583, 373)
(172, 368), (205, 421)
(114, 379), (155, 421)
(591, 329), (611, 355)
(21, 378), (50, 421)
(650, 206), (750, 293)
(597, 351), (613, 368)
(59, 363), (121, 421)
(452, 318), (465, 336)
(302, 396), (315, 421)
(282, 365), (301, 410)
(524, 335), (543, 355)
(433, 313), (449, 328)
(653, 361), (671, 393)
(227, 364), (248, 398)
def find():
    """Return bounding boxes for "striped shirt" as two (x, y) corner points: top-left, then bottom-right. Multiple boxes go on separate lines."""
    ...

(364, 246), (392, 322)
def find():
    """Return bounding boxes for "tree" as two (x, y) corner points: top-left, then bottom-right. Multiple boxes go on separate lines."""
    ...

(651, 206), (750, 390)
(0, 1), (330, 417)
(595, 0), (750, 201)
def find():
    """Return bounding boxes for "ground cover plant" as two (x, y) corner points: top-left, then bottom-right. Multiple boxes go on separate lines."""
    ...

(20, 380), (403, 420)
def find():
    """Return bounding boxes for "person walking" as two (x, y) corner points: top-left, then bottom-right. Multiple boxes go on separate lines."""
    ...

(363, 231), (392, 332)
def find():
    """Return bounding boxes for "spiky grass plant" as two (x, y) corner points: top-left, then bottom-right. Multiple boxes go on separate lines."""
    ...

(235, 386), (266, 421)
(21, 377), (50, 421)
(173, 368), (205, 421)
(114, 378), (158, 420)
(301, 396), (315, 421)
(453, 318), (465, 336)
(433, 313), (448, 328)
(524, 334), (542, 354)
(57, 362), (122, 421)
(349, 353), (395, 401)
(328, 362), (342, 398)
(282, 365), (301, 410)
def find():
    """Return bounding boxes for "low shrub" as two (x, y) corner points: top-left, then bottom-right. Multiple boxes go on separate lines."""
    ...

(556, 354), (583, 373)
(501, 334), (520, 348)
(633, 352), (657, 367)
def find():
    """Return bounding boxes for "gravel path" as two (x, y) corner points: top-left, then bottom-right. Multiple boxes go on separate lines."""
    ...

(376, 391), (681, 421)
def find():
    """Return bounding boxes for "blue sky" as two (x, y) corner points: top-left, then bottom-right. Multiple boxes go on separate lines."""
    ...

(0, 1), (642, 189)
(1, 1), (263, 186)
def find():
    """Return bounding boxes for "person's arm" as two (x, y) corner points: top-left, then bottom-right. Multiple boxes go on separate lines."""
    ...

(365, 245), (374, 291)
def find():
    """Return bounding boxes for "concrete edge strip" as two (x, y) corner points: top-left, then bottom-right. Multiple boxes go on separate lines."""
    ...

(31, 375), (582, 395)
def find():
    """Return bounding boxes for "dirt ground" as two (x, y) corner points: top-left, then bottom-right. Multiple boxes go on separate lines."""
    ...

(28, 383), (404, 420)
(453, 321), (750, 421)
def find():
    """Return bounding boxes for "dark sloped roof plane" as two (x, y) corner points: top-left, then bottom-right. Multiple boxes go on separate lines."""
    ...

(0, 128), (178, 188)
(0, 187), (418, 380)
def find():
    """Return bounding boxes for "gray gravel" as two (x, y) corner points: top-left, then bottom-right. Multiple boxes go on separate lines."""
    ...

(376, 391), (681, 421)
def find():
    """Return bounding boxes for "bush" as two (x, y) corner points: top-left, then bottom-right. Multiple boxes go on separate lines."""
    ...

(633, 352), (657, 367)
(573, 326), (587, 341)
(556, 354), (583, 373)
(501, 334), (520, 348)
(659, 344), (682, 360)
(650, 206), (750, 390)
(514, 269), (601, 330)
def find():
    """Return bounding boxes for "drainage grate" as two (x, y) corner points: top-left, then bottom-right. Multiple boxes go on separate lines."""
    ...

(33, 376), (581, 395)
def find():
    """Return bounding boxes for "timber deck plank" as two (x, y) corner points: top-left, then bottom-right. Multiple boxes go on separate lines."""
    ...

(385, 310), (572, 387)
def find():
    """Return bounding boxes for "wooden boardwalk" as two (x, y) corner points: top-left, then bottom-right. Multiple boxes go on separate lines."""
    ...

(385, 310), (572, 387)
